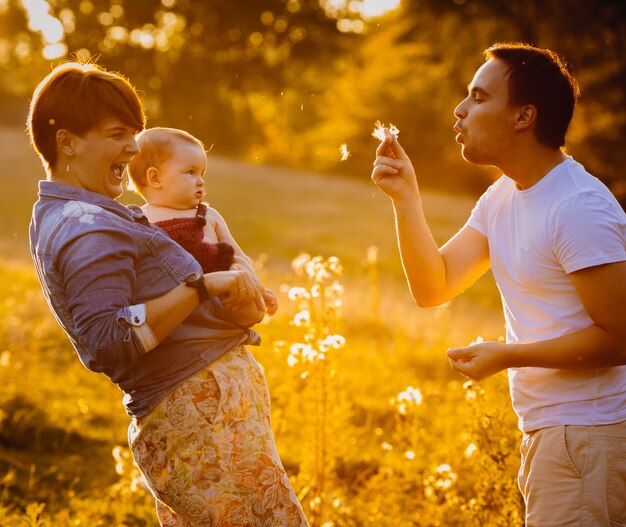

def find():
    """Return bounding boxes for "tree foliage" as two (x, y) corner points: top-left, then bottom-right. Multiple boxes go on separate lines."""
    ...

(1, 0), (624, 195)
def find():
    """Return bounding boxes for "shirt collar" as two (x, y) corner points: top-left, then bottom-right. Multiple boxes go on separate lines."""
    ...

(37, 180), (149, 224)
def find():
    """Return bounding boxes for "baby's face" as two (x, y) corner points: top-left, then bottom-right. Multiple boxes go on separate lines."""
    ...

(158, 140), (207, 209)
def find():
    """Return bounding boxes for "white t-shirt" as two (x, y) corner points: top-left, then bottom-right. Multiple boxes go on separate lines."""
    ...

(467, 157), (626, 432)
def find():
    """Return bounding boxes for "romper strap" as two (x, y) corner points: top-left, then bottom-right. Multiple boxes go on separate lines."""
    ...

(195, 203), (207, 227)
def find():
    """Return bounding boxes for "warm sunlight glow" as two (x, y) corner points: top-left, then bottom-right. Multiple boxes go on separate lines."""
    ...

(20, 0), (65, 44)
(42, 42), (67, 60)
(359, 0), (401, 19)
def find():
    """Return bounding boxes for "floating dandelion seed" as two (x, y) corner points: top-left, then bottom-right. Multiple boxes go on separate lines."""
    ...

(372, 120), (400, 141)
(339, 143), (350, 161)
(469, 336), (484, 346)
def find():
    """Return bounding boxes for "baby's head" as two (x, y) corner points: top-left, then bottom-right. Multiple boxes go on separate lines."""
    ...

(128, 127), (207, 209)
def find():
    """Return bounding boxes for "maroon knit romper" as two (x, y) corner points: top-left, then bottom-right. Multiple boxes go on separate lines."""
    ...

(154, 203), (235, 273)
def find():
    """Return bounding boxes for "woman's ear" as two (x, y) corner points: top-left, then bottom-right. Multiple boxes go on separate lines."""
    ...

(514, 104), (537, 131)
(56, 129), (75, 155)
(146, 167), (162, 189)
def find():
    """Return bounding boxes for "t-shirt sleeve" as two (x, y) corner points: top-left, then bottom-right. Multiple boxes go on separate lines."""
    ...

(553, 191), (626, 273)
(465, 183), (495, 237)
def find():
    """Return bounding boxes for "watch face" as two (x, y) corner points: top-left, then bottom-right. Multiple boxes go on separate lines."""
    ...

(186, 272), (203, 284)
(185, 272), (209, 303)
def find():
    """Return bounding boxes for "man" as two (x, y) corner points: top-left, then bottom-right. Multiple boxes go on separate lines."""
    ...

(372, 42), (626, 526)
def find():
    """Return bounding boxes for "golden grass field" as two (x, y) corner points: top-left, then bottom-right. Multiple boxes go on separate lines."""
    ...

(0, 126), (522, 526)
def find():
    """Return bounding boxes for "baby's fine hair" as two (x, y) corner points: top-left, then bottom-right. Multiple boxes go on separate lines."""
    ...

(128, 127), (205, 189)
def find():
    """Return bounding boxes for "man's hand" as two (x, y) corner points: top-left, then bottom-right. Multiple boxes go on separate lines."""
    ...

(447, 340), (510, 381)
(371, 128), (419, 200)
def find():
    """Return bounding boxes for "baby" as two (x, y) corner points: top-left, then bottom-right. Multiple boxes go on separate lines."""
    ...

(127, 127), (277, 325)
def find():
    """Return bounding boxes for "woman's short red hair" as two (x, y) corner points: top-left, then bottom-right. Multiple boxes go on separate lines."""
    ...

(27, 62), (146, 171)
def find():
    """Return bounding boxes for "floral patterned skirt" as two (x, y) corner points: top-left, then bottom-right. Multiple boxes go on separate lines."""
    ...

(128, 345), (309, 527)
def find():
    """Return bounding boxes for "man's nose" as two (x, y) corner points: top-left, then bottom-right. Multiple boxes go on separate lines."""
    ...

(454, 97), (468, 119)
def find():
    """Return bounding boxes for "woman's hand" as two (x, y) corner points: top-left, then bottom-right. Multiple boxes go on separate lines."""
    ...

(263, 288), (278, 316)
(371, 128), (419, 200)
(204, 269), (266, 312)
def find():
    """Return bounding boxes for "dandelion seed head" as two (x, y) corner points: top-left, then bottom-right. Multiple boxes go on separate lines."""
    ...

(293, 310), (310, 327)
(372, 120), (400, 141)
(465, 390), (477, 401)
(436, 463), (452, 474)
(291, 253), (311, 274)
(288, 286), (310, 301)
(395, 386), (423, 413)
(330, 282), (344, 295)
(464, 442), (478, 458)
(287, 354), (298, 367)
(330, 334), (345, 348)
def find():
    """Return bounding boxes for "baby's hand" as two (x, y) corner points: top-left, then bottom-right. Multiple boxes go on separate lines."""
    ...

(263, 288), (278, 316)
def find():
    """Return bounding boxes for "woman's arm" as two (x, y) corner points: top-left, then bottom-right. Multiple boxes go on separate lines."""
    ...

(59, 226), (260, 369)
(145, 269), (260, 340)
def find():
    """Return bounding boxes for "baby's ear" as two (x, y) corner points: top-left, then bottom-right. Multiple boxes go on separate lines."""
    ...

(146, 167), (162, 189)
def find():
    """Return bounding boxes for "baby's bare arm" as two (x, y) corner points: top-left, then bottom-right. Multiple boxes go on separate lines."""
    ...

(206, 207), (254, 270)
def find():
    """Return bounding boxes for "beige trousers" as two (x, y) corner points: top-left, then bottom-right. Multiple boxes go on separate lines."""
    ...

(518, 421), (626, 527)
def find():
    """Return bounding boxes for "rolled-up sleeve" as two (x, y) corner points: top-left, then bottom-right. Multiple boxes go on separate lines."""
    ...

(117, 304), (159, 353)
(57, 224), (156, 370)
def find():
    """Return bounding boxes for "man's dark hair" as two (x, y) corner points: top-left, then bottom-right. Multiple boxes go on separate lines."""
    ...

(485, 42), (580, 149)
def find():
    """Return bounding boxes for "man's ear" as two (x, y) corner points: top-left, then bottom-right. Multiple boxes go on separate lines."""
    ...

(514, 104), (537, 131)
(146, 167), (162, 189)
(56, 129), (75, 155)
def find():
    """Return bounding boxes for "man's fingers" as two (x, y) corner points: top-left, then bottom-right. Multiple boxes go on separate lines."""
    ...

(389, 136), (410, 161)
(375, 135), (394, 157)
(447, 347), (470, 360)
(373, 156), (403, 169)
(371, 165), (398, 184)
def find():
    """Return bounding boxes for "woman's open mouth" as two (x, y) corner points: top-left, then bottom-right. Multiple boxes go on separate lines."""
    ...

(112, 163), (126, 180)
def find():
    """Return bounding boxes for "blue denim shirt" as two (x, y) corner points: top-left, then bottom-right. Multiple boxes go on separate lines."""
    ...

(30, 181), (260, 418)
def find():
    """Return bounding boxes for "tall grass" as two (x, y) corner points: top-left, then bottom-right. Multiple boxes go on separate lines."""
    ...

(0, 250), (522, 526)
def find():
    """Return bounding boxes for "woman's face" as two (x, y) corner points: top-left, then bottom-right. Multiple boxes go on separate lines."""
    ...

(67, 116), (140, 199)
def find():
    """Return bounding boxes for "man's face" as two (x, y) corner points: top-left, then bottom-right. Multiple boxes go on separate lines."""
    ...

(453, 58), (518, 167)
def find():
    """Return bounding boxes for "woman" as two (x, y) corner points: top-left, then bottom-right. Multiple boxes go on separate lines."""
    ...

(27, 62), (308, 527)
